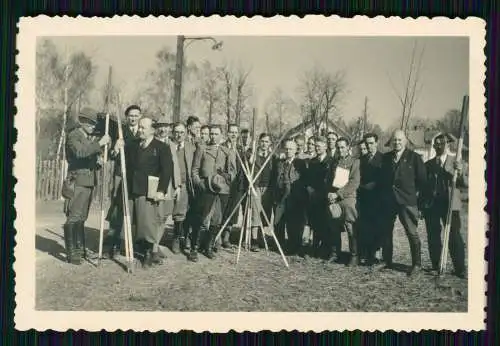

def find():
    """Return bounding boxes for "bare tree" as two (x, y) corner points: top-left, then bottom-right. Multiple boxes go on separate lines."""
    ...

(217, 64), (233, 127)
(298, 65), (346, 135)
(198, 60), (222, 124)
(264, 87), (299, 140)
(387, 40), (425, 134)
(233, 65), (252, 127)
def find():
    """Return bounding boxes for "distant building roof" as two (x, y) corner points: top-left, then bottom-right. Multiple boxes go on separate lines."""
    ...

(285, 118), (351, 139)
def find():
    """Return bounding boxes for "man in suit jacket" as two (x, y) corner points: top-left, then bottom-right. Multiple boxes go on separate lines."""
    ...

(119, 116), (173, 268)
(64, 108), (110, 265)
(191, 125), (237, 262)
(151, 117), (180, 263)
(379, 129), (427, 276)
(169, 122), (197, 254)
(327, 137), (361, 266)
(421, 133), (466, 278)
(104, 105), (141, 259)
(305, 136), (335, 259)
(220, 124), (248, 248)
(273, 139), (307, 255)
(358, 133), (384, 266)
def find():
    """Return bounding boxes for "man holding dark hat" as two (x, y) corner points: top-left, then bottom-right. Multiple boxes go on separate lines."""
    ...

(191, 124), (236, 262)
(421, 133), (467, 278)
(63, 107), (110, 264)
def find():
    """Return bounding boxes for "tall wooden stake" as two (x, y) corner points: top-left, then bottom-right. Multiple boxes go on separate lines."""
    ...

(98, 66), (112, 266)
(438, 95), (469, 276)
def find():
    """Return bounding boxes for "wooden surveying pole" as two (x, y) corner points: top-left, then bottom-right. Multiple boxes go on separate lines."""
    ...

(97, 66), (112, 266)
(215, 122), (290, 268)
(438, 95), (469, 276)
(116, 100), (135, 273)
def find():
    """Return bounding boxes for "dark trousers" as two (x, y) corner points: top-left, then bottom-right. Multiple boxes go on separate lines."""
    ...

(424, 207), (465, 273)
(191, 192), (230, 251)
(275, 206), (305, 254)
(380, 200), (421, 267)
(308, 195), (330, 252)
(64, 185), (93, 223)
(358, 197), (382, 260)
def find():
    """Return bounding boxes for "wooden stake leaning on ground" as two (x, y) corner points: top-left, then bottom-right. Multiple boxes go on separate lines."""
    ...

(97, 112), (110, 265)
(97, 66), (113, 266)
(236, 146), (288, 267)
(115, 108), (135, 273)
(214, 129), (290, 268)
(438, 95), (469, 276)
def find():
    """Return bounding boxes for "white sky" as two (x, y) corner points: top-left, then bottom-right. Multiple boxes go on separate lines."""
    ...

(48, 35), (468, 130)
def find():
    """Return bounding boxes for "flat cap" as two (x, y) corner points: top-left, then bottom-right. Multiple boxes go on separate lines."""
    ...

(153, 116), (171, 128)
(78, 107), (98, 124)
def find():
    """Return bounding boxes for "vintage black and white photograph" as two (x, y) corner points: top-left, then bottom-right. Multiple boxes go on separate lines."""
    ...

(14, 16), (486, 332)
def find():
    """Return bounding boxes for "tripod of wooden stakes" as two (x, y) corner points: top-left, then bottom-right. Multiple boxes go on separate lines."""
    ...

(214, 119), (289, 268)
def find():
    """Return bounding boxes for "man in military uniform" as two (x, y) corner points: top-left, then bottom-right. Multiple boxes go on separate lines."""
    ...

(327, 137), (361, 266)
(63, 107), (110, 264)
(191, 125), (236, 262)
(421, 133), (466, 278)
(104, 105), (141, 259)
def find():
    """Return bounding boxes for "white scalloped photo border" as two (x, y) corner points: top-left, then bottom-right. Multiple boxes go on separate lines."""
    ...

(13, 15), (487, 332)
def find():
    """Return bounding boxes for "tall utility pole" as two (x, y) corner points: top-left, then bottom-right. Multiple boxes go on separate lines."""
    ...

(172, 35), (223, 124)
(172, 35), (185, 123)
(362, 96), (368, 135)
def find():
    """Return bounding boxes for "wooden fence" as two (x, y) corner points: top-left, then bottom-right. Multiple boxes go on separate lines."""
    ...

(36, 158), (115, 205)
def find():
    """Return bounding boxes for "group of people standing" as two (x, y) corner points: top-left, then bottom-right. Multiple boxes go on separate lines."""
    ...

(61, 104), (467, 279)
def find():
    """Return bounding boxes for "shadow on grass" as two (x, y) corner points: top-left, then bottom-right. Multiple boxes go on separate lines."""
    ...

(36, 233), (67, 263)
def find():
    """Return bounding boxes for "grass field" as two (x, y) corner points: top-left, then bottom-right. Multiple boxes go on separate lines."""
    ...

(35, 200), (468, 312)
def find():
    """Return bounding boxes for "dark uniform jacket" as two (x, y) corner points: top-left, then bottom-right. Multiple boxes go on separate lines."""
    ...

(380, 148), (427, 206)
(421, 154), (467, 211)
(66, 127), (101, 187)
(126, 138), (173, 197)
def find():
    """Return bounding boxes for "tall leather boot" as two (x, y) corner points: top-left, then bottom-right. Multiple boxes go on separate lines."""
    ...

(205, 227), (217, 259)
(346, 223), (358, 266)
(171, 221), (182, 254)
(221, 228), (231, 248)
(408, 236), (422, 276)
(63, 223), (75, 264)
(188, 226), (202, 262)
(77, 221), (87, 260)
(68, 222), (82, 265)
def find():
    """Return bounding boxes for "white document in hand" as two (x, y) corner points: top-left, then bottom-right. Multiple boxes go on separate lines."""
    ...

(332, 167), (350, 189)
(147, 176), (160, 199)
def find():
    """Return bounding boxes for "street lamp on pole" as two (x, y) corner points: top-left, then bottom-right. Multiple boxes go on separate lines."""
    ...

(172, 35), (223, 123)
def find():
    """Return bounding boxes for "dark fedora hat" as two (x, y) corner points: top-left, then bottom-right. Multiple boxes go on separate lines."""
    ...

(207, 173), (230, 194)
(78, 107), (99, 124)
